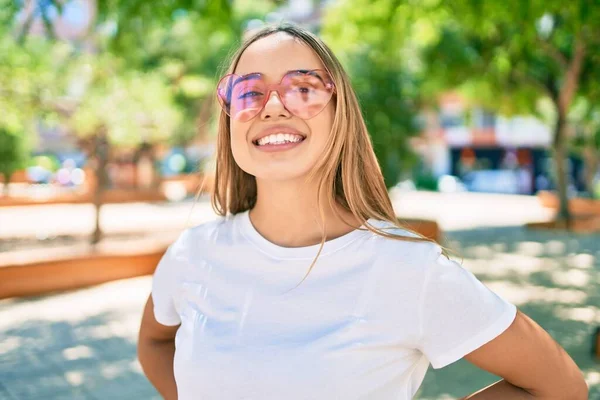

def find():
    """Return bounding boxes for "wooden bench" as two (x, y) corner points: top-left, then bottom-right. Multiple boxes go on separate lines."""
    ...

(0, 239), (169, 299)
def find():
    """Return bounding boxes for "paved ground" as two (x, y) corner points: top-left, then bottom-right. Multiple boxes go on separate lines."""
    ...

(0, 194), (215, 253)
(0, 191), (553, 240)
(0, 192), (599, 399)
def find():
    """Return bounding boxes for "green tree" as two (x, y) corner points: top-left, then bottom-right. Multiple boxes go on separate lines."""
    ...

(348, 52), (420, 186)
(321, 0), (423, 187)
(63, 54), (183, 243)
(89, 0), (276, 146)
(65, 0), (274, 243)
(0, 8), (67, 194)
(6, 0), (277, 147)
(3, 0), (276, 243)
(421, 1), (600, 225)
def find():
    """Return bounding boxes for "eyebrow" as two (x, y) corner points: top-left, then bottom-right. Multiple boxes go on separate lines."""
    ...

(232, 73), (263, 88)
(294, 70), (327, 85)
(232, 69), (323, 87)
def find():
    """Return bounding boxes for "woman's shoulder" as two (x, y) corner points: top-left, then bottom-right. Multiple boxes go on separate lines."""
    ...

(168, 214), (235, 255)
(365, 218), (444, 269)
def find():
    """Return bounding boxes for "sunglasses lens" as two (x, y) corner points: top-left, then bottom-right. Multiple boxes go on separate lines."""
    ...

(217, 74), (266, 122)
(281, 71), (334, 120)
(216, 70), (335, 121)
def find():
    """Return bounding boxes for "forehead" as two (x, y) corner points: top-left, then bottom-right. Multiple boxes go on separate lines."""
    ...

(234, 33), (325, 80)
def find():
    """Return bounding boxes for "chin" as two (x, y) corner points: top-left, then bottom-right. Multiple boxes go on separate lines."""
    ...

(233, 151), (319, 184)
(252, 166), (313, 183)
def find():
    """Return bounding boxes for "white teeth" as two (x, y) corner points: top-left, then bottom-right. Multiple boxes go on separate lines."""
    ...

(256, 133), (304, 146)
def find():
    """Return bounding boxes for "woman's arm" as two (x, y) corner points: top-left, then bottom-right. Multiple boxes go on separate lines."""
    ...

(461, 310), (588, 399)
(138, 294), (180, 400)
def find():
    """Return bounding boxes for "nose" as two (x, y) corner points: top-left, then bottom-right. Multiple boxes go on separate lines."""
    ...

(260, 90), (291, 120)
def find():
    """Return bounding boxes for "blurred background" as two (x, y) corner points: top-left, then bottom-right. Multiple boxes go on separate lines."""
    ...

(0, 0), (599, 399)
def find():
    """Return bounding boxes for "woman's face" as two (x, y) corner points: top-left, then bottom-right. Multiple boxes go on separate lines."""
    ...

(229, 33), (335, 183)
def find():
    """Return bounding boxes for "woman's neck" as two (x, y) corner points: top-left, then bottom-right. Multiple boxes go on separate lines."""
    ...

(248, 179), (360, 248)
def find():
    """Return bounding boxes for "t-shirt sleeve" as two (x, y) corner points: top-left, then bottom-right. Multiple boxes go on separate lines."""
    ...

(418, 247), (517, 369)
(151, 243), (183, 326)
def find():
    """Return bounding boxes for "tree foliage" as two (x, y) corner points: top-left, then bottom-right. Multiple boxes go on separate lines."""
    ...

(421, 0), (600, 219)
(0, 0), (276, 243)
(63, 53), (183, 148)
(0, 128), (29, 192)
(2, 0), (277, 148)
(321, 0), (423, 187)
(91, 0), (277, 145)
(0, 7), (68, 186)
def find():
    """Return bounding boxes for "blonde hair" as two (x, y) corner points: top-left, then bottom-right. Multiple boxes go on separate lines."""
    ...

(208, 23), (442, 286)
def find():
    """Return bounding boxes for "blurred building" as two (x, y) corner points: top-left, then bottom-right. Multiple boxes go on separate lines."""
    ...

(412, 92), (588, 195)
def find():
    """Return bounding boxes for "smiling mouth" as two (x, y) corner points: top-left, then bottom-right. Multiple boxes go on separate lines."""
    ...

(252, 133), (306, 146)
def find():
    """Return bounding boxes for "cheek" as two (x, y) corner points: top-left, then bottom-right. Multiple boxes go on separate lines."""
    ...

(308, 104), (335, 140)
(232, 118), (256, 151)
(230, 120), (248, 142)
(229, 121), (252, 166)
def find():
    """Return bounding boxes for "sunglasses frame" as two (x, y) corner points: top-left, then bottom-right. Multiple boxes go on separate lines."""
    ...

(216, 69), (336, 122)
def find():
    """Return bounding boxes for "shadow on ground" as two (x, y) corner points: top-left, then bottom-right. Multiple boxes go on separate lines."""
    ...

(416, 227), (600, 400)
(0, 310), (160, 400)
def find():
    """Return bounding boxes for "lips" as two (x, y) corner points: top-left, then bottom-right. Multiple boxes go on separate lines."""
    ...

(251, 125), (307, 145)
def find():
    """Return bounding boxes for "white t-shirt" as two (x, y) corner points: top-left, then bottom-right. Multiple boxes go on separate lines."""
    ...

(152, 210), (516, 400)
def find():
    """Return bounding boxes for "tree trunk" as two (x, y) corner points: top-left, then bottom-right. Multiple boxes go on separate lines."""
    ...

(553, 110), (571, 226)
(134, 142), (159, 190)
(583, 147), (599, 199)
(2, 172), (11, 196)
(91, 179), (103, 245)
(91, 131), (110, 245)
(551, 36), (585, 226)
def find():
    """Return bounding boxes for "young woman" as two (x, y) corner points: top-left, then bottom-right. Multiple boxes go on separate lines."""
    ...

(137, 24), (588, 400)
